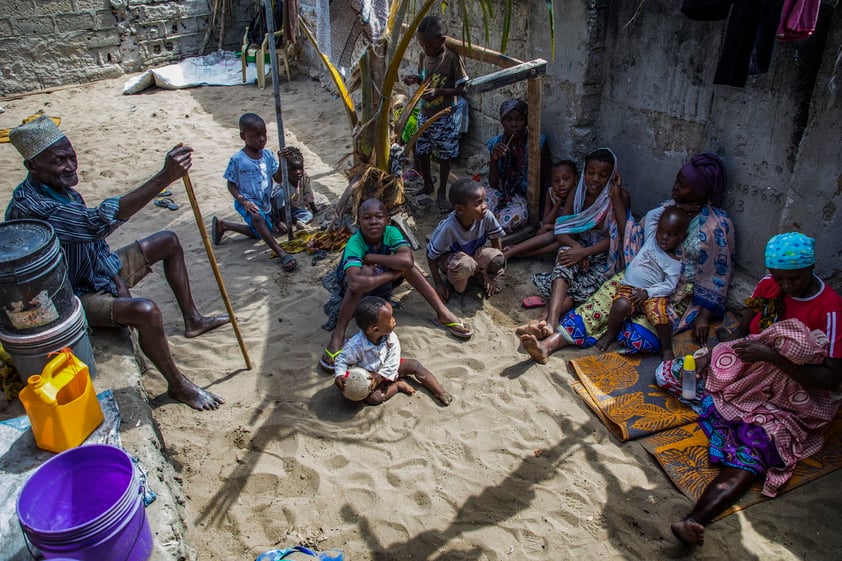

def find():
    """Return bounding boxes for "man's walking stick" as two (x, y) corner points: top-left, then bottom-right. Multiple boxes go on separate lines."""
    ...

(182, 173), (252, 370)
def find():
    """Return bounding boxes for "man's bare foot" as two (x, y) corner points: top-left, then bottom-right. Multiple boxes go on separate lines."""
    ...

(515, 319), (552, 339)
(435, 391), (453, 406)
(671, 517), (704, 546)
(520, 334), (549, 364)
(168, 380), (225, 411)
(185, 315), (230, 338)
(396, 380), (416, 395)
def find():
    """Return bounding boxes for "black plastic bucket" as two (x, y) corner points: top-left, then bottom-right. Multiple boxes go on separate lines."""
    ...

(0, 219), (75, 334)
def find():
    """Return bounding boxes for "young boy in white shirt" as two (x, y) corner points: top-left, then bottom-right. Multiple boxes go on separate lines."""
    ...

(334, 296), (453, 406)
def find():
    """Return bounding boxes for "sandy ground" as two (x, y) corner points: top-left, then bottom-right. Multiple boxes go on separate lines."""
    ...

(1, 73), (841, 561)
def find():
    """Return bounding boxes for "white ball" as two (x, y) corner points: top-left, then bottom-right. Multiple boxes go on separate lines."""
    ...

(342, 367), (372, 401)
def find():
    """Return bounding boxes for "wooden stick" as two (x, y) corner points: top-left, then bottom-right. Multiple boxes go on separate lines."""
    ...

(181, 174), (252, 370)
(264, 0), (294, 241)
(526, 76), (543, 225)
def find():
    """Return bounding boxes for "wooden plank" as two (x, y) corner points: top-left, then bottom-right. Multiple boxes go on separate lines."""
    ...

(444, 36), (523, 68)
(463, 59), (547, 95)
(527, 76), (542, 225)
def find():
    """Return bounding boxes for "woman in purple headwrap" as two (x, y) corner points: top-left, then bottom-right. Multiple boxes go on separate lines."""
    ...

(484, 99), (551, 232)
(518, 152), (736, 363)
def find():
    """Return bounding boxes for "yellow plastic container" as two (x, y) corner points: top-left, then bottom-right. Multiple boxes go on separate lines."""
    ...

(18, 348), (103, 453)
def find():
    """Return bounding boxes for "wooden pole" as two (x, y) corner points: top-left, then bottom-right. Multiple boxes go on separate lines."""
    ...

(527, 76), (543, 225)
(263, 0), (294, 241)
(181, 174), (252, 370)
(444, 36), (523, 69)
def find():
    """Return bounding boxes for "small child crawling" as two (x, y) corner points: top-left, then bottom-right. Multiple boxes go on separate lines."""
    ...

(334, 296), (453, 406)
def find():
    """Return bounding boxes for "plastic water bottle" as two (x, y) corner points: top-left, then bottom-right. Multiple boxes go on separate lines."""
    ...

(681, 355), (697, 400)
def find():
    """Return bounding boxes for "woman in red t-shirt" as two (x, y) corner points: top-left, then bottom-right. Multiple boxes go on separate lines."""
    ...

(671, 232), (842, 547)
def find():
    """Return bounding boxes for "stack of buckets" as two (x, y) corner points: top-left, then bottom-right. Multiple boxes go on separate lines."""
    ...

(0, 220), (153, 560)
(0, 219), (96, 381)
(16, 444), (154, 560)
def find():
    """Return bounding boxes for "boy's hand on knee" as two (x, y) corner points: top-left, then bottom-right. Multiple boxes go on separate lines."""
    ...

(242, 200), (258, 214)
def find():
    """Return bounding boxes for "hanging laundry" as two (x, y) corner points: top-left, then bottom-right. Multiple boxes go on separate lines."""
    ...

(682, 0), (784, 87)
(714, 1), (783, 87)
(776, 0), (821, 40)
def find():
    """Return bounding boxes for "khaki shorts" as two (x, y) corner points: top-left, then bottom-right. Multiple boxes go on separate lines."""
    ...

(79, 242), (152, 327)
(437, 246), (504, 293)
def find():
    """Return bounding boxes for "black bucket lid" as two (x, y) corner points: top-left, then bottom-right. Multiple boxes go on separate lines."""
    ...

(0, 219), (56, 266)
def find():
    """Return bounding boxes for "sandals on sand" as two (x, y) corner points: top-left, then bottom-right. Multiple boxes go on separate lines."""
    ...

(521, 295), (546, 308)
(431, 318), (474, 340)
(154, 197), (179, 211)
(280, 254), (298, 272)
(211, 216), (223, 246)
(319, 347), (342, 372)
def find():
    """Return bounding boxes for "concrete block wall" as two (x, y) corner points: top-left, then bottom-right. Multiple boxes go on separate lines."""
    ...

(0, 0), (220, 96)
(593, 1), (840, 280)
(440, 0), (840, 283)
(779, 5), (842, 283)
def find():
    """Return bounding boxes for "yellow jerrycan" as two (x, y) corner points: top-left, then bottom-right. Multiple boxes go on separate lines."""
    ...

(18, 348), (104, 452)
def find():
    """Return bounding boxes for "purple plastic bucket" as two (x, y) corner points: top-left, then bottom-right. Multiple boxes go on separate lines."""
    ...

(16, 444), (153, 561)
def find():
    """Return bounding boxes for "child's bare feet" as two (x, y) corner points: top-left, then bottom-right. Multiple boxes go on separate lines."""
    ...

(594, 333), (616, 352)
(515, 319), (552, 339)
(515, 320), (539, 337)
(671, 517), (705, 546)
(435, 391), (453, 406)
(520, 334), (549, 364)
(396, 380), (416, 395)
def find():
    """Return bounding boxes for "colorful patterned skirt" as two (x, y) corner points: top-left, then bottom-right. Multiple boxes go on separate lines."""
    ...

(697, 394), (783, 476)
(552, 271), (662, 354)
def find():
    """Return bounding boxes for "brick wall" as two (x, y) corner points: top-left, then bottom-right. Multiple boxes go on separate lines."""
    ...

(0, 0), (224, 96)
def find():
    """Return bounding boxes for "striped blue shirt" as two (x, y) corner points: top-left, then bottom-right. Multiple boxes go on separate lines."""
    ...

(5, 176), (125, 296)
(426, 211), (505, 260)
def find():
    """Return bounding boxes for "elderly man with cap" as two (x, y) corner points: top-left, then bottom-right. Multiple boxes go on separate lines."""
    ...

(519, 152), (735, 364)
(669, 231), (842, 546)
(6, 115), (228, 411)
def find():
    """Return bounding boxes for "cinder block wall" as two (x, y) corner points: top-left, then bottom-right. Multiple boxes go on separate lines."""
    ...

(0, 0), (255, 96)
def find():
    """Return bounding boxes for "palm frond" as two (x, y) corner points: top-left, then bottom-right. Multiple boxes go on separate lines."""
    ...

(501, 0), (512, 52)
(404, 106), (453, 157)
(459, 0), (472, 52)
(386, 0), (409, 62)
(477, 0), (492, 44)
(373, 0), (439, 170)
(393, 77), (431, 145)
